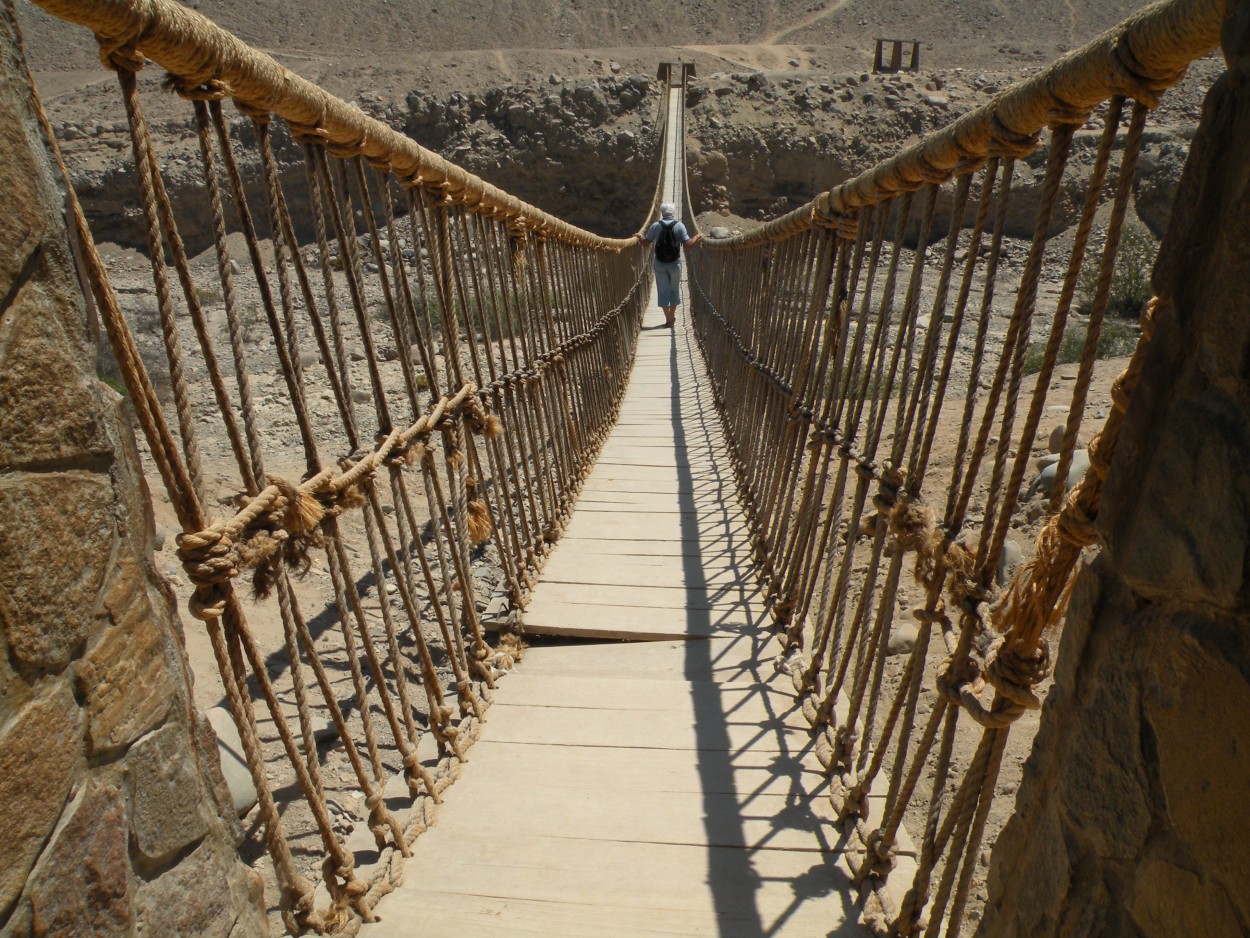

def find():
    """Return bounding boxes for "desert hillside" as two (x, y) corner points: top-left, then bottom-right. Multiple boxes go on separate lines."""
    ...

(16, 0), (1216, 242)
(19, 0), (1149, 69)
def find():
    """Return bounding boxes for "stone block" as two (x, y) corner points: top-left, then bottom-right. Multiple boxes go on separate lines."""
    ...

(1138, 619), (1250, 920)
(126, 724), (211, 864)
(26, 785), (132, 938)
(0, 684), (80, 914)
(1130, 859), (1241, 937)
(134, 835), (267, 938)
(78, 564), (176, 754)
(192, 709), (245, 844)
(0, 471), (115, 671)
(1112, 390), (1250, 607)
(0, 297), (113, 469)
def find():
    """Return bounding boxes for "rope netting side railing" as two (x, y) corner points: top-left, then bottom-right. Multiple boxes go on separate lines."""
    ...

(27, 0), (666, 932)
(687, 0), (1222, 933)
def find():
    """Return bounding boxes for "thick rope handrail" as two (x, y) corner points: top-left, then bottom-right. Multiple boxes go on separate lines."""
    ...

(685, 3), (1223, 932)
(702, 0), (1221, 248)
(29, 0), (644, 249)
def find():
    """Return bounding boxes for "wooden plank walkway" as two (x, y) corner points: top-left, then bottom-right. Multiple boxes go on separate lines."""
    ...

(360, 83), (866, 938)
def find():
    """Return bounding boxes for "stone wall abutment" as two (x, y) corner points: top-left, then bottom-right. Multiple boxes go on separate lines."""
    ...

(980, 3), (1250, 935)
(0, 3), (267, 934)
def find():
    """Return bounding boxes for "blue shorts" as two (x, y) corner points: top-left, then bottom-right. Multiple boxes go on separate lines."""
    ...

(654, 259), (682, 307)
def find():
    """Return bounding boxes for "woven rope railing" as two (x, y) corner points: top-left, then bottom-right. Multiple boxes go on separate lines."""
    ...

(28, 0), (667, 931)
(687, 0), (1222, 933)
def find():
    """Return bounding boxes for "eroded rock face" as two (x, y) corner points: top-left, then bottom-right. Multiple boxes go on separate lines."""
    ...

(0, 9), (266, 936)
(55, 65), (1203, 254)
(978, 23), (1250, 935)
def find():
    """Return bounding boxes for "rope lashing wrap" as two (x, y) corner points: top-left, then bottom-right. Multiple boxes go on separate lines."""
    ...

(178, 384), (492, 619)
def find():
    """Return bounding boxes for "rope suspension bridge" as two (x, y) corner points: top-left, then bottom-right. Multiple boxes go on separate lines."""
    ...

(11, 0), (1232, 934)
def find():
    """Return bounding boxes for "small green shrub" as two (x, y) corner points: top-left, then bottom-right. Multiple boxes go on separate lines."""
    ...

(195, 283), (223, 307)
(1078, 220), (1156, 320)
(98, 370), (128, 398)
(1023, 317), (1138, 376)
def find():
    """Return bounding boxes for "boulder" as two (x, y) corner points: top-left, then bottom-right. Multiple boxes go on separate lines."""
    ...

(997, 538), (1023, 586)
(887, 622), (918, 656)
(1026, 449), (1090, 500)
(206, 706), (258, 818)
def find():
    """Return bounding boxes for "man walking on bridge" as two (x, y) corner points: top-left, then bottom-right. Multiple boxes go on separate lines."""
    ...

(636, 202), (701, 328)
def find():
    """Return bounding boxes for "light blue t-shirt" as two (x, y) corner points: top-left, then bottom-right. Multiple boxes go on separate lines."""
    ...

(645, 218), (690, 244)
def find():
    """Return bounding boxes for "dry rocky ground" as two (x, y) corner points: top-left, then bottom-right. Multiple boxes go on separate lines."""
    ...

(13, 0), (1216, 932)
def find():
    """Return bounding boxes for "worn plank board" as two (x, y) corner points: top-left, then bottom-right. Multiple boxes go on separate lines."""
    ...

(515, 600), (763, 640)
(496, 672), (798, 713)
(450, 738), (828, 796)
(366, 886), (861, 937)
(481, 701), (810, 752)
(518, 636), (777, 682)
(537, 557), (752, 590)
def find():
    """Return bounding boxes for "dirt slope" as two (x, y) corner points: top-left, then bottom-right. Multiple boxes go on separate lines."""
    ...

(18, 0), (1146, 74)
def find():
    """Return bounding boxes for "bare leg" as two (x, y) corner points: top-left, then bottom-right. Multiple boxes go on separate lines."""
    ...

(663, 305), (676, 326)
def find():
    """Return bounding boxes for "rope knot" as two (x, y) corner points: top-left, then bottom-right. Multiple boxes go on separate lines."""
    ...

(936, 653), (1026, 728)
(267, 474), (325, 535)
(97, 37), (145, 74)
(984, 116), (1040, 159)
(854, 459), (877, 482)
(912, 605), (949, 627)
(289, 122), (331, 146)
(235, 100), (272, 123)
(161, 74), (227, 101)
(326, 133), (369, 160)
(862, 828), (897, 878)
(985, 639), (1051, 710)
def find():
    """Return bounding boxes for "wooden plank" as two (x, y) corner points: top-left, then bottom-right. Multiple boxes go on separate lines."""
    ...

(364, 883), (863, 937)
(447, 737), (827, 796)
(573, 464), (729, 482)
(482, 702), (810, 752)
(517, 600), (763, 640)
(579, 479), (734, 496)
(390, 835), (859, 925)
(527, 581), (761, 613)
(426, 785), (835, 851)
(544, 536), (748, 559)
(591, 451), (719, 466)
(559, 512), (749, 541)
(517, 636), (776, 683)
(497, 672), (797, 713)
(573, 495), (733, 512)
(538, 558), (752, 590)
